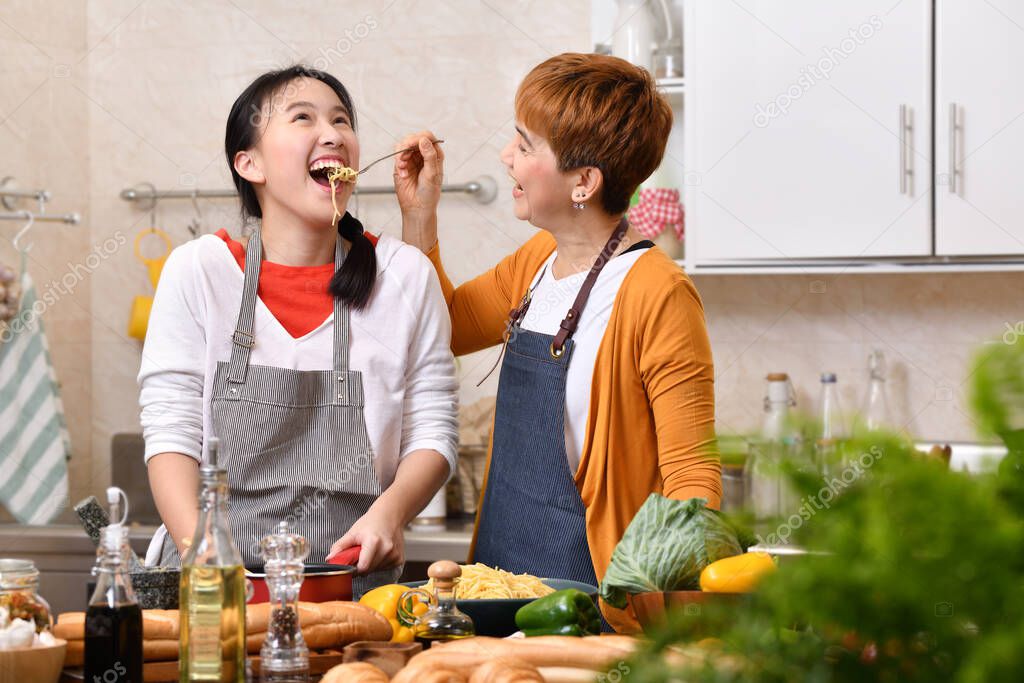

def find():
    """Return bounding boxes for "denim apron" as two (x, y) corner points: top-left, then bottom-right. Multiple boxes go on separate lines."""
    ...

(474, 218), (630, 587)
(155, 226), (400, 596)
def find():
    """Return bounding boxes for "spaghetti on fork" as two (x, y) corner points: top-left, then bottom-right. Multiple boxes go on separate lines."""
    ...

(327, 166), (357, 225)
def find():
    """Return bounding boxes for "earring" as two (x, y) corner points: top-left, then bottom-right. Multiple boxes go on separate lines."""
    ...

(572, 194), (586, 210)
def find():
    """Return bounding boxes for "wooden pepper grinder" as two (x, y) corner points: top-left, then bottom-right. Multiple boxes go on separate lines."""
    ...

(410, 561), (475, 648)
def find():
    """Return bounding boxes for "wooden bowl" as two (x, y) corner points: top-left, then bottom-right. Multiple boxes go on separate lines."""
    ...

(0, 638), (67, 683)
(629, 591), (747, 635)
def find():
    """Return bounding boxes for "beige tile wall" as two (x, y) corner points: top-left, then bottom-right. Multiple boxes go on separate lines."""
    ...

(1, 1), (1017, 527)
(1, 0), (90, 523)
(695, 271), (1024, 442)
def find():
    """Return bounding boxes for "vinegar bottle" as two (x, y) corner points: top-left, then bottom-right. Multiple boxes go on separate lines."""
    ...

(85, 487), (143, 683)
(179, 438), (247, 682)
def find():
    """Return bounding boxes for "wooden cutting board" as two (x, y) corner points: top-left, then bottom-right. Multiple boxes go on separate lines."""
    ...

(59, 651), (346, 682)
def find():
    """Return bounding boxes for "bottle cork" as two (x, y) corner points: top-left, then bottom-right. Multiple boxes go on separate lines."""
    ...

(428, 560), (461, 588)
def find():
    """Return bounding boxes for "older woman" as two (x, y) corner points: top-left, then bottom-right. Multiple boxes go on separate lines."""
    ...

(395, 53), (721, 631)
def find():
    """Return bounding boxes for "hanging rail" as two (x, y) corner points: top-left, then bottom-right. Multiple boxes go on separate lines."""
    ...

(0, 211), (80, 224)
(119, 175), (498, 209)
(1, 176), (51, 210)
(0, 177), (79, 222)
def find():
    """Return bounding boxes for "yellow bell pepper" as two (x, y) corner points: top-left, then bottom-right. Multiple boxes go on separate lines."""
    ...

(359, 584), (428, 643)
(699, 552), (776, 593)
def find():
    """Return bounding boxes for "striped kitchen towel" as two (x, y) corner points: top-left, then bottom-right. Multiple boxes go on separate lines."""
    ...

(0, 260), (70, 524)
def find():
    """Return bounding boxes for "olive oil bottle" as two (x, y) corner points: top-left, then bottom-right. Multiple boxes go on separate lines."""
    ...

(180, 438), (247, 682)
(408, 561), (475, 649)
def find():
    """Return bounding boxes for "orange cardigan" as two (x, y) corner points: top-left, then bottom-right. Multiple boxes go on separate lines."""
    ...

(427, 231), (722, 632)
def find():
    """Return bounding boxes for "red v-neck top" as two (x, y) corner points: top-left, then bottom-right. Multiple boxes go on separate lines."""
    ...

(215, 229), (379, 339)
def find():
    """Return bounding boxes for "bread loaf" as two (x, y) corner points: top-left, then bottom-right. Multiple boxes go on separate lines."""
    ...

(468, 658), (544, 683)
(414, 635), (639, 672)
(320, 662), (390, 683)
(402, 648), (491, 674)
(64, 638), (180, 667)
(54, 609), (180, 641)
(59, 599), (392, 668)
(57, 600), (390, 643)
(245, 601), (392, 642)
(536, 668), (605, 683)
(391, 663), (468, 683)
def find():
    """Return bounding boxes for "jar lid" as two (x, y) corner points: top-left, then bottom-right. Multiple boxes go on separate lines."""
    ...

(0, 558), (39, 589)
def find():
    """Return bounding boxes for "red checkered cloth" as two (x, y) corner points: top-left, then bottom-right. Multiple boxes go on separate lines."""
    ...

(628, 188), (684, 240)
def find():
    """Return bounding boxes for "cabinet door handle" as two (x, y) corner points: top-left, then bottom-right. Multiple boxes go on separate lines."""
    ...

(899, 105), (913, 195)
(948, 102), (959, 194)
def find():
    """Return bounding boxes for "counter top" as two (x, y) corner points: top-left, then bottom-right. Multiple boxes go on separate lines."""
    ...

(0, 520), (474, 615)
(0, 520), (473, 563)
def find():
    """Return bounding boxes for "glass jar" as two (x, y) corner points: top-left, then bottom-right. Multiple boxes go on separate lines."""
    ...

(0, 559), (52, 633)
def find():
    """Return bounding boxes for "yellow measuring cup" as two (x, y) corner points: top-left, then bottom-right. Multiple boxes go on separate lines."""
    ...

(127, 228), (172, 340)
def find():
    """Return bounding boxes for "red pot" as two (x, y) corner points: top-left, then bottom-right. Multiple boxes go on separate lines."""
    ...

(246, 563), (356, 603)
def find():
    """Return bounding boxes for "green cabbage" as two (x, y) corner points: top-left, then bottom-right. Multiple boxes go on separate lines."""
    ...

(599, 495), (744, 609)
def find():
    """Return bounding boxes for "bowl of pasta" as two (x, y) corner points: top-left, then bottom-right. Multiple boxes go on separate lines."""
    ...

(402, 563), (598, 637)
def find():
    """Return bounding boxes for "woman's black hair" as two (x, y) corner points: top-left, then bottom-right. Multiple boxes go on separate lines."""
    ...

(225, 65), (377, 309)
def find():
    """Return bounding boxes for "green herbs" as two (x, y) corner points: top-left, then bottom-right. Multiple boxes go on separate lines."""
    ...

(599, 495), (746, 609)
(623, 431), (1024, 683)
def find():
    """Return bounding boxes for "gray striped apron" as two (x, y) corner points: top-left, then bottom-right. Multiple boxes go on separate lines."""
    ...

(159, 229), (400, 596)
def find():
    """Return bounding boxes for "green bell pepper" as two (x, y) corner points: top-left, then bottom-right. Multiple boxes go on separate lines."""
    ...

(514, 589), (601, 637)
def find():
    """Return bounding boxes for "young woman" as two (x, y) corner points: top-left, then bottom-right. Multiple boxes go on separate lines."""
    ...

(396, 53), (722, 631)
(138, 66), (457, 594)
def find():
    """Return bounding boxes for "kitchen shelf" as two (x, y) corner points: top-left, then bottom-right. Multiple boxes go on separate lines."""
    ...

(681, 259), (1024, 275)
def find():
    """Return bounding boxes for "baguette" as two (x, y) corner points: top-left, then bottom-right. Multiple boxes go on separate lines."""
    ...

(468, 658), (544, 683)
(56, 600), (390, 644)
(536, 668), (601, 683)
(248, 620), (393, 654)
(320, 662), (390, 683)
(65, 638), (180, 667)
(420, 635), (638, 671)
(54, 609), (180, 641)
(245, 601), (391, 641)
(391, 663), (468, 683)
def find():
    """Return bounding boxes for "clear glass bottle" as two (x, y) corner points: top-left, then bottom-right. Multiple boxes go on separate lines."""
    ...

(746, 373), (796, 520)
(815, 373), (844, 476)
(259, 521), (310, 683)
(862, 349), (891, 432)
(85, 487), (143, 683)
(180, 438), (247, 683)
(400, 561), (474, 649)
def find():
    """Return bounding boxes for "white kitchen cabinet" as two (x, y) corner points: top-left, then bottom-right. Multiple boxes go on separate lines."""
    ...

(687, 0), (933, 263)
(935, 0), (1024, 256)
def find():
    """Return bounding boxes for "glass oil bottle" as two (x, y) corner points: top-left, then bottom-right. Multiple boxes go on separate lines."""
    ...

(179, 437), (247, 682)
(400, 560), (474, 649)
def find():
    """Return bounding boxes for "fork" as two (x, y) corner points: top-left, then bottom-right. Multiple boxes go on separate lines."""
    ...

(357, 138), (444, 175)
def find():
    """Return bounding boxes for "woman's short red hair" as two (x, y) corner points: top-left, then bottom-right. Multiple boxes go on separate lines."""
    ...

(515, 53), (673, 215)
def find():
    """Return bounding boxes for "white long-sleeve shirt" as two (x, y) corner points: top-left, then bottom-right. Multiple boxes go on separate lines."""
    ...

(137, 231), (459, 488)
